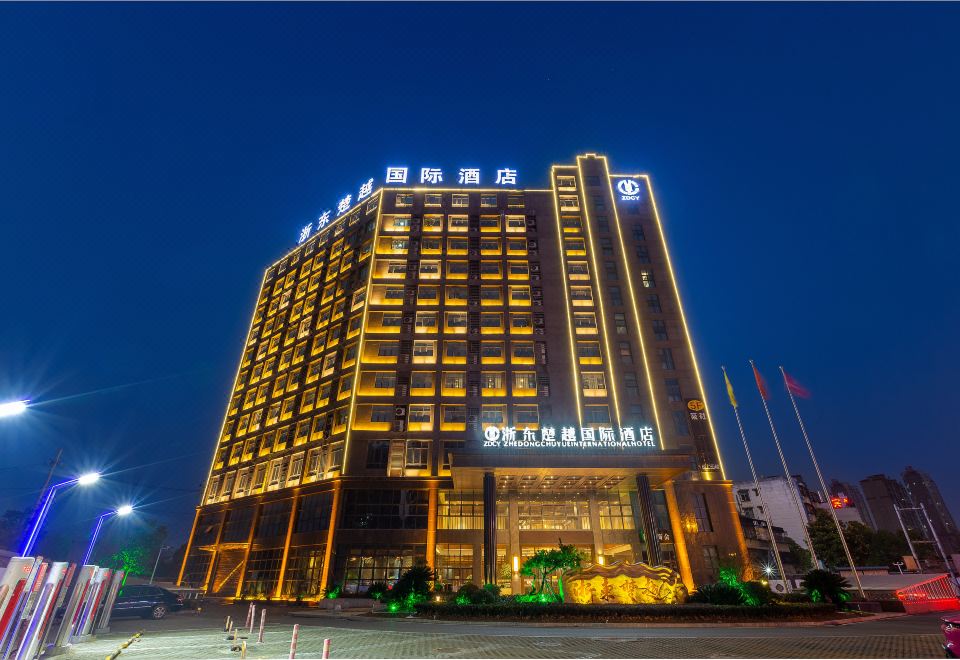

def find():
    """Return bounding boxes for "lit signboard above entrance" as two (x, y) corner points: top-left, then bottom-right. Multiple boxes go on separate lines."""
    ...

(482, 425), (656, 449)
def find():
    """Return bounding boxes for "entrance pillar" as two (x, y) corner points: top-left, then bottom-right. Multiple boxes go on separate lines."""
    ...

(426, 482), (439, 570)
(587, 491), (604, 563)
(482, 472), (497, 585)
(635, 474), (663, 566)
(663, 480), (695, 592)
(508, 490), (521, 593)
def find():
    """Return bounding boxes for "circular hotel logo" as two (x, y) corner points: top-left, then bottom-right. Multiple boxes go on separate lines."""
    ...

(617, 179), (641, 196)
(687, 399), (705, 412)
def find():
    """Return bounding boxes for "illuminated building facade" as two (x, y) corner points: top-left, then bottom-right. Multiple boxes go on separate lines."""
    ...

(178, 154), (749, 599)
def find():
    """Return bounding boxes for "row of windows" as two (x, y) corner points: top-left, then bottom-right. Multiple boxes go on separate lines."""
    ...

(393, 193), (524, 208)
(381, 213), (527, 233)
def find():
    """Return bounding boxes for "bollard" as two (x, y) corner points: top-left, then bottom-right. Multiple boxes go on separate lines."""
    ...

(240, 640), (247, 658)
(224, 616), (231, 632)
(249, 603), (256, 635)
(245, 602), (252, 630)
(258, 608), (266, 643)
(322, 637), (331, 659)
(288, 623), (299, 659)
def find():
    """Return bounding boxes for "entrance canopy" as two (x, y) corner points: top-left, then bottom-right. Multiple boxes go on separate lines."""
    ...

(449, 449), (694, 490)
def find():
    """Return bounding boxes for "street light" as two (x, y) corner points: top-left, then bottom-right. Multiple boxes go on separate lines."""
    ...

(82, 504), (134, 566)
(149, 545), (171, 585)
(21, 472), (103, 556)
(0, 399), (29, 418)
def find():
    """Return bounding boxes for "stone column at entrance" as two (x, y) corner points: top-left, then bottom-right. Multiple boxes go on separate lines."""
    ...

(482, 472), (497, 585)
(508, 491), (521, 594)
(635, 474), (663, 566)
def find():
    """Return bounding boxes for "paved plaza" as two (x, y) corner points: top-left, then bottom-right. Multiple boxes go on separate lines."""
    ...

(58, 603), (952, 659)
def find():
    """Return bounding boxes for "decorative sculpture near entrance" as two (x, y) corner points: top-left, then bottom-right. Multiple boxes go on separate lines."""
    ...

(564, 562), (687, 604)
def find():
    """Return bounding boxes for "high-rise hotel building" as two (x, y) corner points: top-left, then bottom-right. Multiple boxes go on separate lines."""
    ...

(178, 154), (748, 599)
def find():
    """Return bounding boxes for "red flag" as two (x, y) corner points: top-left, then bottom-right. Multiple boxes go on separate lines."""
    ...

(782, 370), (811, 398)
(752, 363), (769, 400)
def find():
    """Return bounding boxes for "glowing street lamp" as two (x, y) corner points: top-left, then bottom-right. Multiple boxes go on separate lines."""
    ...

(0, 399), (29, 418)
(20, 472), (102, 557)
(82, 504), (134, 566)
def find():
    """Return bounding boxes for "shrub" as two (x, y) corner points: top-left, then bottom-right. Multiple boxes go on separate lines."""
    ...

(776, 591), (812, 604)
(385, 562), (437, 610)
(802, 569), (851, 606)
(413, 601), (840, 623)
(365, 581), (390, 601)
(323, 583), (342, 599)
(687, 582), (745, 605)
(452, 583), (503, 605)
(740, 581), (774, 606)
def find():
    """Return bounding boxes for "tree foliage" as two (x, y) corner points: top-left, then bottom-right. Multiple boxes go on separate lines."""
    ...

(802, 569), (851, 605)
(519, 542), (583, 602)
(807, 509), (911, 568)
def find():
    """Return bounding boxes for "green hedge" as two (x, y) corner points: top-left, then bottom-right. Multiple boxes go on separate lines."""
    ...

(413, 601), (841, 622)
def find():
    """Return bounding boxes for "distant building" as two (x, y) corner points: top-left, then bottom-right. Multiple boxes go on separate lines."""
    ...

(828, 479), (875, 529)
(859, 474), (925, 537)
(733, 475), (822, 551)
(902, 466), (960, 555)
(738, 515), (801, 577)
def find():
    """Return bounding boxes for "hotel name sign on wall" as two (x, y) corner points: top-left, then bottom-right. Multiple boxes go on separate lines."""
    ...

(482, 425), (656, 450)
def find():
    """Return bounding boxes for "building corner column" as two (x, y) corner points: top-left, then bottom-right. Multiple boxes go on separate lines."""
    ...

(319, 481), (342, 594)
(720, 482), (753, 580)
(426, 482), (438, 569)
(508, 490), (521, 594)
(482, 472), (497, 586)
(177, 508), (201, 586)
(635, 474), (663, 566)
(234, 501), (262, 598)
(274, 491), (301, 598)
(663, 480), (695, 592)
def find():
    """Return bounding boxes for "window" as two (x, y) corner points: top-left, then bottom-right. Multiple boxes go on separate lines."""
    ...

(619, 341), (633, 364)
(507, 195), (524, 208)
(608, 286), (623, 306)
(443, 372), (466, 392)
(596, 215), (609, 228)
(415, 311), (437, 331)
(632, 224), (645, 241)
(636, 246), (651, 263)
(513, 372), (536, 392)
(577, 341), (602, 361)
(659, 348), (675, 370)
(692, 493), (714, 532)
(652, 319), (669, 341)
(599, 238), (613, 256)
(604, 262), (618, 280)
(480, 405), (505, 425)
(556, 175), (576, 189)
(425, 193), (442, 206)
(665, 378), (682, 402)
(451, 194), (469, 208)
(567, 262), (590, 279)
(565, 238), (586, 254)
(395, 193), (413, 207)
(582, 372), (606, 393)
(585, 405), (610, 424)
(614, 313), (627, 335)
(405, 440), (429, 469)
(423, 215), (442, 231)
(514, 405), (539, 426)
(574, 313), (597, 331)
(737, 489), (751, 503)
(374, 372), (397, 389)
(370, 405), (394, 423)
(378, 341), (400, 357)
(481, 372), (504, 391)
(624, 373), (640, 397)
(412, 340), (436, 362)
(640, 270), (656, 288)
(673, 410), (689, 436)
(647, 294), (662, 313)
(482, 341), (505, 361)
(408, 405), (433, 423)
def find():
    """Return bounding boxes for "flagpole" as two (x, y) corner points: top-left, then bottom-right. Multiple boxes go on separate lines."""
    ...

(748, 360), (819, 569)
(722, 367), (790, 592)
(779, 366), (865, 598)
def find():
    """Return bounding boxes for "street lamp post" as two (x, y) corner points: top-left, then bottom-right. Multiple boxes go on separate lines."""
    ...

(20, 472), (101, 557)
(82, 504), (134, 566)
(150, 545), (171, 585)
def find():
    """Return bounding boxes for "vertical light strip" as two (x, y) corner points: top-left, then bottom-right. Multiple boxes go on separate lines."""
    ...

(199, 268), (270, 504)
(341, 190), (385, 472)
(575, 157), (621, 428)
(550, 166), (583, 427)
(641, 175), (726, 479)
(602, 159), (664, 449)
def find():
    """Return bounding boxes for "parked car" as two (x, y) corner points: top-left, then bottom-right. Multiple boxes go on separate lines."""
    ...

(943, 614), (960, 658)
(112, 585), (183, 619)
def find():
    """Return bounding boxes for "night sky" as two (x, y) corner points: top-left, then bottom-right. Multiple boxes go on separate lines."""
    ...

(1, 3), (958, 555)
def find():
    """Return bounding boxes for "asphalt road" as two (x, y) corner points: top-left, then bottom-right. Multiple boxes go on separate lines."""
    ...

(60, 602), (954, 658)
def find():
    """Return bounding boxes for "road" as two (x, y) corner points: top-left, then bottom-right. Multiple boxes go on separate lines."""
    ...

(61, 602), (953, 658)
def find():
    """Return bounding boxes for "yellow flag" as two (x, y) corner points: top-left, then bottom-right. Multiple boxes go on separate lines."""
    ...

(724, 370), (738, 408)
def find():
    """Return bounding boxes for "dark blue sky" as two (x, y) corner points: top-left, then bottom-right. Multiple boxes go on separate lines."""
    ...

(1, 3), (958, 552)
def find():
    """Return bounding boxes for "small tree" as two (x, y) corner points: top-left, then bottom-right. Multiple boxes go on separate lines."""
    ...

(802, 569), (850, 605)
(519, 542), (583, 602)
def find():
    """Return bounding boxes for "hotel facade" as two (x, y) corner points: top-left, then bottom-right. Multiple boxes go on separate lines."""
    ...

(178, 154), (749, 599)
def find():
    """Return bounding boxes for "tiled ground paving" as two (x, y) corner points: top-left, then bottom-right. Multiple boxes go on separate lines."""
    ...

(63, 619), (944, 659)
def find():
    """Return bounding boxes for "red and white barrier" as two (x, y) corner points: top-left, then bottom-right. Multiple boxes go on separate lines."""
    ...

(322, 637), (331, 659)
(289, 623), (299, 659)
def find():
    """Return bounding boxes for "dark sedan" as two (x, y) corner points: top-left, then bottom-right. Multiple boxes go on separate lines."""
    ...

(112, 585), (184, 619)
